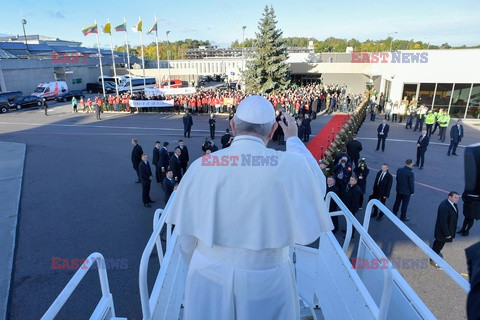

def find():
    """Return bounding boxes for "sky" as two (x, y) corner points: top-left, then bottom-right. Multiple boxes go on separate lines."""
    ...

(1, 0), (479, 49)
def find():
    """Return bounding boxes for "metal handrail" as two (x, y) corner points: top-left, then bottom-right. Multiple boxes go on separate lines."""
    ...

(139, 192), (176, 320)
(363, 199), (470, 293)
(153, 208), (164, 265)
(41, 252), (115, 320)
(325, 192), (393, 320)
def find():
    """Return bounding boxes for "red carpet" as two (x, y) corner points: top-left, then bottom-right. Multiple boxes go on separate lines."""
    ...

(307, 114), (350, 161)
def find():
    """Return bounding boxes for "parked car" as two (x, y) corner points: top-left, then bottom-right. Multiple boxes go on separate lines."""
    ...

(55, 90), (85, 102)
(0, 91), (23, 105)
(0, 101), (10, 113)
(9, 96), (42, 110)
(85, 82), (116, 94)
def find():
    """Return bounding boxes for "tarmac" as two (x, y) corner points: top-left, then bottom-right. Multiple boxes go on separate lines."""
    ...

(0, 142), (25, 320)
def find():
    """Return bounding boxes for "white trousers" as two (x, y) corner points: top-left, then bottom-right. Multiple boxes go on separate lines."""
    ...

(183, 242), (299, 320)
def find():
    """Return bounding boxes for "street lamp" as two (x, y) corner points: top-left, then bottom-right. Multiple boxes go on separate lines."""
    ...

(388, 32), (398, 52)
(241, 26), (246, 73)
(166, 31), (171, 85)
(21, 18), (29, 55)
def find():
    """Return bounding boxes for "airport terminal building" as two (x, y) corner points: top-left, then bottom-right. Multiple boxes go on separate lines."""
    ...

(0, 35), (478, 118)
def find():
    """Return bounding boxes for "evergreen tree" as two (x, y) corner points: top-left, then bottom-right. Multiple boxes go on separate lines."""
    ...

(243, 6), (290, 93)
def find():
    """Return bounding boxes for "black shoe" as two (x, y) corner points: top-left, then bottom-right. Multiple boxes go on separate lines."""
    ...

(135, 180), (141, 183)
(461, 230), (469, 237)
(447, 153), (450, 156)
(382, 149), (385, 152)
(400, 217), (410, 222)
(376, 216), (383, 221)
(413, 164), (419, 167)
(456, 230), (464, 234)
(452, 153), (458, 156)
(144, 203), (152, 208)
(429, 259), (441, 269)
(371, 213), (378, 218)
(419, 167), (423, 170)
(375, 148), (379, 151)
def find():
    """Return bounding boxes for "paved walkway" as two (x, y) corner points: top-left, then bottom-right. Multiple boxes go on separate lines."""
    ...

(0, 142), (26, 320)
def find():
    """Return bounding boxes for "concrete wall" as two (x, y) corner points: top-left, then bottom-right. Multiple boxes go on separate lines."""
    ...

(321, 73), (371, 95)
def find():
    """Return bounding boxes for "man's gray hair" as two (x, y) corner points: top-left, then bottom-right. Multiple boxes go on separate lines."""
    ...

(233, 114), (275, 138)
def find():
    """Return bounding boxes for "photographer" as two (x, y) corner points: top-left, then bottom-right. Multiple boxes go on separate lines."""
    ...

(333, 156), (353, 198)
(202, 138), (219, 154)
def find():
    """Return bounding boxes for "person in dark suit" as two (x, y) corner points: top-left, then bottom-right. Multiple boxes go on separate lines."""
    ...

(183, 110), (193, 138)
(447, 119), (464, 156)
(152, 141), (161, 183)
(296, 119), (305, 140)
(177, 140), (189, 175)
(414, 129), (429, 169)
(392, 159), (415, 221)
(375, 119), (389, 152)
(302, 114), (312, 142)
(220, 129), (233, 149)
(163, 169), (175, 206)
(457, 192), (480, 237)
(465, 241), (480, 319)
(430, 191), (460, 268)
(158, 142), (170, 188)
(342, 176), (362, 237)
(42, 98), (48, 116)
(139, 153), (155, 207)
(346, 134), (363, 168)
(370, 164), (393, 221)
(131, 138), (143, 183)
(169, 147), (182, 182)
(209, 114), (216, 140)
(326, 176), (340, 232)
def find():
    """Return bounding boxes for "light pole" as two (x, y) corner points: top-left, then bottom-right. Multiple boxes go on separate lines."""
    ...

(388, 32), (398, 52)
(166, 31), (171, 86)
(21, 19), (29, 55)
(241, 26), (246, 73)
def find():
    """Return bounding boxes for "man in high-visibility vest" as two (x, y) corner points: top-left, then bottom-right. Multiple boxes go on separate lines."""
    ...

(431, 109), (444, 136)
(425, 110), (436, 137)
(438, 112), (451, 142)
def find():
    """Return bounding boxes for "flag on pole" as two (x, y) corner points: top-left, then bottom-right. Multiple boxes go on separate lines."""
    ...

(82, 24), (98, 36)
(131, 20), (142, 33)
(102, 22), (111, 34)
(147, 21), (157, 35)
(114, 21), (127, 32)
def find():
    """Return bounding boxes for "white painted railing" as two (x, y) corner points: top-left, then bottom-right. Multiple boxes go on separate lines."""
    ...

(41, 252), (118, 320)
(363, 199), (470, 293)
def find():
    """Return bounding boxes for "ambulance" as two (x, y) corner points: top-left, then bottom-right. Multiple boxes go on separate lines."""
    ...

(31, 81), (68, 100)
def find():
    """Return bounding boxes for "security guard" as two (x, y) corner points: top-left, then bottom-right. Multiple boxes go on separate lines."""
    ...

(424, 110), (436, 137)
(438, 112), (451, 142)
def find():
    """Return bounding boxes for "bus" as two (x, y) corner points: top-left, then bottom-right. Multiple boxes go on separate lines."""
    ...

(118, 77), (157, 93)
(98, 75), (129, 86)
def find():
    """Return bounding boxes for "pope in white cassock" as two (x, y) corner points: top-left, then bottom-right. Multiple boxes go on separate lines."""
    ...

(166, 95), (333, 319)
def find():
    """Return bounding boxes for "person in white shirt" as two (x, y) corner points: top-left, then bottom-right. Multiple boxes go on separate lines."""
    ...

(166, 95), (332, 320)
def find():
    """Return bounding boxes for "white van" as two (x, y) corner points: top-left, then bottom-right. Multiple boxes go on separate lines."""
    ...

(32, 81), (68, 100)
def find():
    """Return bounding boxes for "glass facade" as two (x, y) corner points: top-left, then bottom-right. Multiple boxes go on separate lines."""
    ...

(418, 83), (435, 107)
(402, 82), (479, 118)
(402, 84), (418, 102)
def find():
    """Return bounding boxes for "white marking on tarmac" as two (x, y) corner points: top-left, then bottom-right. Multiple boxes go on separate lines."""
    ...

(0, 121), (220, 133)
(358, 137), (465, 148)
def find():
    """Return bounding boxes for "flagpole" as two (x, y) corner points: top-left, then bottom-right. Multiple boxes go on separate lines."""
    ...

(139, 16), (146, 89)
(107, 18), (119, 96)
(154, 15), (160, 86)
(124, 17), (133, 96)
(94, 20), (106, 97)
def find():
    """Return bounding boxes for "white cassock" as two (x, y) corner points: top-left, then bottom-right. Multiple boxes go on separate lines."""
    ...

(166, 135), (333, 320)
